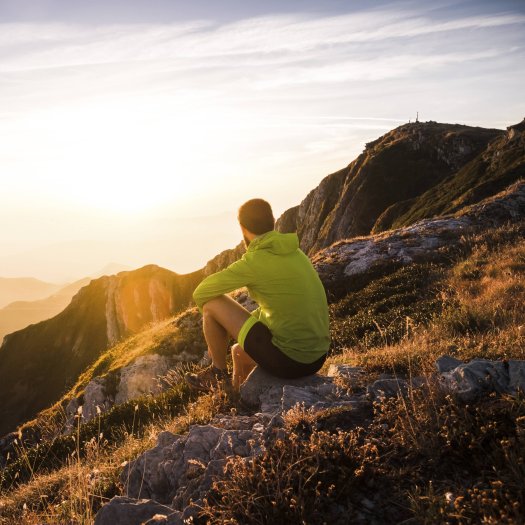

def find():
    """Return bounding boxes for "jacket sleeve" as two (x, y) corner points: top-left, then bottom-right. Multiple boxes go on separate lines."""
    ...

(193, 256), (254, 312)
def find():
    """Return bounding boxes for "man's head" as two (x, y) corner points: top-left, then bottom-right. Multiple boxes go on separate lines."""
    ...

(238, 198), (275, 246)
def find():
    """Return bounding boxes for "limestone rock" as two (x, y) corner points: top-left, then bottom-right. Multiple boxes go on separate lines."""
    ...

(441, 359), (510, 401)
(367, 379), (410, 400)
(508, 360), (525, 393)
(83, 377), (112, 421)
(122, 421), (263, 507)
(93, 496), (179, 525)
(144, 513), (183, 525)
(115, 354), (173, 405)
(313, 180), (525, 292)
(436, 355), (464, 373)
(122, 431), (182, 501)
(240, 366), (331, 409)
(438, 358), (525, 401)
(327, 364), (366, 379)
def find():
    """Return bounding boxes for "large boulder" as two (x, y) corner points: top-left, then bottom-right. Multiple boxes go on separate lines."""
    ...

(122, 416), (266, 506)
(439, 357), (525, 401)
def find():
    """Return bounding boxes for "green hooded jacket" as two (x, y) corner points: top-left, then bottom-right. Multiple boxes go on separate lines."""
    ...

(193, 230), (330, 364)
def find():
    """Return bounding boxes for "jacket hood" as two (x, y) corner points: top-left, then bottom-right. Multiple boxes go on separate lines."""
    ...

(248, 230), (299, 255)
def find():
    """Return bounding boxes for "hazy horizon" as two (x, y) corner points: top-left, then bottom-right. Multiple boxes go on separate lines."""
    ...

(1, 0), (524, 282)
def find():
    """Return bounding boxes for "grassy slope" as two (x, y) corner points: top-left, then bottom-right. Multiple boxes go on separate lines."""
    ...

(313, 123), (501, 251)
(1, 221), (525, 524)
(0, 266), (204, 437)
(381, 127), (525, 231)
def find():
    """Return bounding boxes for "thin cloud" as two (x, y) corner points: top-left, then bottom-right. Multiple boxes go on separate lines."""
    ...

(0, 9), (524, 72)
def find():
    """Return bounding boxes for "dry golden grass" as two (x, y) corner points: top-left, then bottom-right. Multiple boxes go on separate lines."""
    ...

(2, 229), (525, 524)
(0, 385), (235, 525)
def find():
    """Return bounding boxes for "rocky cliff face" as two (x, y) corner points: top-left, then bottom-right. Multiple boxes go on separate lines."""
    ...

(0, 265), (203, 436)
(312, 180), (525, 298)
(276, 122), (503, 254)
(374, 118), (525, 231)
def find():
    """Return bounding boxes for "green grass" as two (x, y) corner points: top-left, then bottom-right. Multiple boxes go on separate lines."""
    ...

(329, 262), (445, 352)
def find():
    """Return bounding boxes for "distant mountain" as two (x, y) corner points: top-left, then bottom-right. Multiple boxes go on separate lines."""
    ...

(0, 277), (62, 309)
(0, 265), (203, 435)
(0, 278), (91, 344)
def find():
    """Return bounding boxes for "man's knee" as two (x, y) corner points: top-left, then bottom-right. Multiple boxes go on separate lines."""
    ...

(202, 296), (228, 317)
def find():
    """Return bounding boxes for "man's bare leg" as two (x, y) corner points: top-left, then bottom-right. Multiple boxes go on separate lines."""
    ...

(231, 343), (257, 391)
(202, 295), (251, 370)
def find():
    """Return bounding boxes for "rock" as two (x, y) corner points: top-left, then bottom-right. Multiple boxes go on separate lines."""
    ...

(313, 181), (525, 293)
(93, 496), (178, 525)
(115, 354), (173, 405)
(122, 431), (182, 501)
(367, 378), (410, 400)
(83, 377), (112, 421)
(240, 366), (332, 409)
(104, 357), (525, 525)
(441, 359), (510, 402)
(436, 355), (464, 373)
(144, 513), (183, 525)
(508, 360), (525, 393)
(123, 422), (263, 507)
(327, 364), (367, 382)
(281, 385), (322, 412)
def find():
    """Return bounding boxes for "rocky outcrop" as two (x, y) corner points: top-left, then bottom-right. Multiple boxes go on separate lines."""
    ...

(439, 358), (525, 402)
(376, 117), (525, 231)
(203, 242), (245, 275)
(276, 122), (502, 254)
(64, 354), (194, 430)
(0, 265), (203, 436)
(93, 497), (182, 525)
(95, 356), (525, 525)
(312, 180), (525, 296)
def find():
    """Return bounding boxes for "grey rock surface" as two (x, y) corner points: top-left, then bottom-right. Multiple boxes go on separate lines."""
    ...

(441, 358), (525, 401)
(327, 364), (367, 382)
(115, 354), (173, 405)
(367, 378), (410, 400)
(144, 513), (184, 525)
(95, 357), (525, 525)
(435, 355), (464, 373)
(122, 418), (265, 507)
(312, 181), (525, 291)
(93, 496), (179, 525)
(239, 366), (332, 409)
(508, 360), (525, 393)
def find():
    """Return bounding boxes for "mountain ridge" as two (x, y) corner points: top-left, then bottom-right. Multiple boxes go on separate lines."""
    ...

(0, 264), (203, 435)
(1, 118), (524, 439)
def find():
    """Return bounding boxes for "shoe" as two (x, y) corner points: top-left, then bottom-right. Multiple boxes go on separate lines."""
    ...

(185, 365), (230, 392)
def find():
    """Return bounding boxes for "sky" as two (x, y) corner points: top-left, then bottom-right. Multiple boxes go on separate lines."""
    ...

(1, 0), (524, 282)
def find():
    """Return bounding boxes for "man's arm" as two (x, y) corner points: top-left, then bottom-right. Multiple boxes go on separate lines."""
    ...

(193, 256), (254, 312)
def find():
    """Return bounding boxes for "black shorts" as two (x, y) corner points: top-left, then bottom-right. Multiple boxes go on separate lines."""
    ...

(242, 320), (326, 379)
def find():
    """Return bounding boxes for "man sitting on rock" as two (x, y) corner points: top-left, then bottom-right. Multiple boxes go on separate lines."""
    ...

(185, 198), (330, 392)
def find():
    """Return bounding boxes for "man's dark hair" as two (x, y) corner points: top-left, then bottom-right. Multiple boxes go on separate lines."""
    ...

(238, 198), (275, 235)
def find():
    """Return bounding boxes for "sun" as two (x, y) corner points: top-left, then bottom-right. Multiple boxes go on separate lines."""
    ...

(20, 100), (220, 215)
